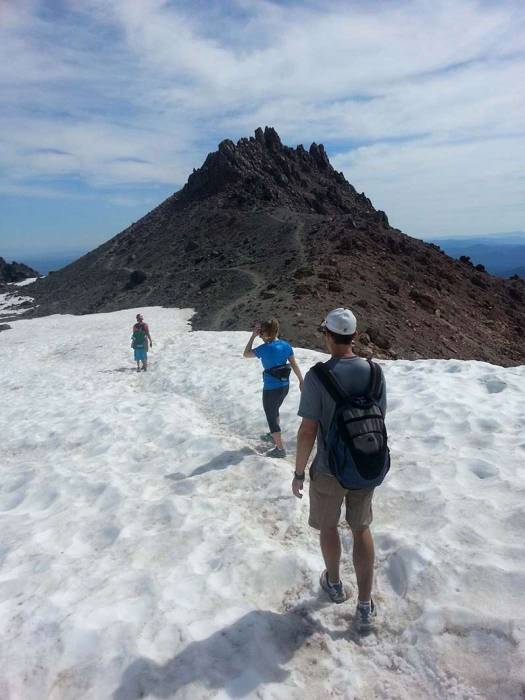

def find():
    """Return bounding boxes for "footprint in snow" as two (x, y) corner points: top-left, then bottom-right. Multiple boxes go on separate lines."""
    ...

(467, 459), (498, 479)
(480, 376), (507, 394)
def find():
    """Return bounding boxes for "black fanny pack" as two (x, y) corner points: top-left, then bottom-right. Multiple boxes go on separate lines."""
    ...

(264, 364), (292, 381)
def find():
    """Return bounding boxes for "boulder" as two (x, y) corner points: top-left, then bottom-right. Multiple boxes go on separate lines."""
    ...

(366, 326), (391, 350)
(126, 270), (147, 289)
(409, 288), (435, 312)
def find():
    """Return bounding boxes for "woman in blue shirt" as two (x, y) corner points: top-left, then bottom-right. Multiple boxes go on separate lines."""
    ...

(243, 318), (303, 458)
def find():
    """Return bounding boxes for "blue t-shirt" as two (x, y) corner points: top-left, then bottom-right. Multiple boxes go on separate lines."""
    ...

(254, 339), (294, 390)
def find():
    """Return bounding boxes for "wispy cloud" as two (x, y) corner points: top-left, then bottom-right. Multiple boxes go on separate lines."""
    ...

(1, 0), (524, 238)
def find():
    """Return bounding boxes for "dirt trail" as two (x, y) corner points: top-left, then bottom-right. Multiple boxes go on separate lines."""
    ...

(211, 215), (307, 330)
(212, 267), (265, 329)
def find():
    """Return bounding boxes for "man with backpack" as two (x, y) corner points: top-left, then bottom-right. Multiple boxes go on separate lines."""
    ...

(131, 313), (153, 372)
(292, 308), (388, 633)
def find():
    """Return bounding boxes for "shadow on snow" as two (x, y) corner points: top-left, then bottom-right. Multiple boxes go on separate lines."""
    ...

(165, 447), (255, 481)
(113, 599), (342, 699)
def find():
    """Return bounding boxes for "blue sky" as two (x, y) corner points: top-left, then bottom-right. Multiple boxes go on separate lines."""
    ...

(1, 0), (524, 259)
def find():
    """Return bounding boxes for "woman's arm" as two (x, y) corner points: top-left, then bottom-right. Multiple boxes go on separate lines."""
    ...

(243, 324), (261, 358)
(288, 355), (304, 390)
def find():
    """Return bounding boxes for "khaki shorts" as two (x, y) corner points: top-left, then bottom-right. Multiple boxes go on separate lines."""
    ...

(309, 472), (374, 531)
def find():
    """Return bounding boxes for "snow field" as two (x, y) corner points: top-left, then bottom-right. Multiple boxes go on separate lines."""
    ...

(0, 307), (524, 699)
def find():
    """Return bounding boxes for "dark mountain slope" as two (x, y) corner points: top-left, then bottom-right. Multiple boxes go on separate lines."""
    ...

(31, 127), (525, 366)
(0, 257), (39, 284)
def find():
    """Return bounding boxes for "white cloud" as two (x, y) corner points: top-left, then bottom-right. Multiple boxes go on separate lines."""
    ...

(0, 0), (524, 236)
(333, 135), (525, 236)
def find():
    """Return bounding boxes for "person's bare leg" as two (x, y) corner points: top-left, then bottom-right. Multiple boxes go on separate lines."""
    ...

(352, 527), (375, 602)
(320, 526), (341, 584)
(272, 431), (284, 450)
(271, 413), (284, 450)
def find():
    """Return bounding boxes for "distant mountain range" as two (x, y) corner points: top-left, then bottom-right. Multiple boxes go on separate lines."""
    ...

(429, 233), (525, 278)
(3, 253), (83, 276)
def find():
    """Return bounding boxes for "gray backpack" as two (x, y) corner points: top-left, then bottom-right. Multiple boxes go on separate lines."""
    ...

(312, 360), (390, 489)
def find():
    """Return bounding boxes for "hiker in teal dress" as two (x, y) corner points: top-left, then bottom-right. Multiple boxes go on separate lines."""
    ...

(131, 313), (153, 372)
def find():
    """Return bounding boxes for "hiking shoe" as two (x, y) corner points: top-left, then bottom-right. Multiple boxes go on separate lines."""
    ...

(354, 600), (377, 633)
(260, 433), (274, 444)
(319, 570), (347, 604)
(266, 447), (286, 459)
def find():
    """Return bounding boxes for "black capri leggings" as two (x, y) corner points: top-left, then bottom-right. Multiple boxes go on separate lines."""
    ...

(262, 386), (289, 433)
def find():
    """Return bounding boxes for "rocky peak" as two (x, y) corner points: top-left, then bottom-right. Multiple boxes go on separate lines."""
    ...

(308, 142), (330, 170)
(255, 125), (282, 149)
(179, 126), (367, 216)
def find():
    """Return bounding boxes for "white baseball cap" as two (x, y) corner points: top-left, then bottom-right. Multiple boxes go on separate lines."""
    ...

(321, 307), (357, 335)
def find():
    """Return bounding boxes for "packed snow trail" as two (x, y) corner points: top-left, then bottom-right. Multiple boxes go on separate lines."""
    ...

(0, 307), (524, 700)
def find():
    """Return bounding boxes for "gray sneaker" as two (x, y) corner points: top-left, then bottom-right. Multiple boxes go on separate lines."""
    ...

(260, 433), (274, 444)
(319, 570), (347, 604)
(354, 600), (377, 633)
(266, 447), (286, 459)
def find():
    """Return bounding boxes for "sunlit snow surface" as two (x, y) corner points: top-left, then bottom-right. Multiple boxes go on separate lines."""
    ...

(12, 277), (39, 287)
(1, 307), (524, 700)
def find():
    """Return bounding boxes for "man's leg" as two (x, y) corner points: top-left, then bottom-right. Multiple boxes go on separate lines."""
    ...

(352, 527), (375, 602)
(309, 475), (347, 601)
(320, 526), (342, 584)
(346, 489), (375, 602)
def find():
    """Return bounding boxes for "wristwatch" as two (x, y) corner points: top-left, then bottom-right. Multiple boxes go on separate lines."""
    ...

(294, 471), (305, 481)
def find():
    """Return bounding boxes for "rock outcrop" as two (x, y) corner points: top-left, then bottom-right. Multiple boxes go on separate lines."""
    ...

(0, 257), (39, 283)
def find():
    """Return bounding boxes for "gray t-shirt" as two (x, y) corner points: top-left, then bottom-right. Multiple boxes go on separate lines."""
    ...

(298, 356), (387, 477)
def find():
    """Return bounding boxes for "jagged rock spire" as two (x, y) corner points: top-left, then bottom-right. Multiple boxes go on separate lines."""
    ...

(180, 126), (365, 216)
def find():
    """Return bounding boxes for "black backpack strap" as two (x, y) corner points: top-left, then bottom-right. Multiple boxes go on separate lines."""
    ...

(312, 362), (347, 406)
(314, 359), (384, 404)
(366, 360), (383, 401)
